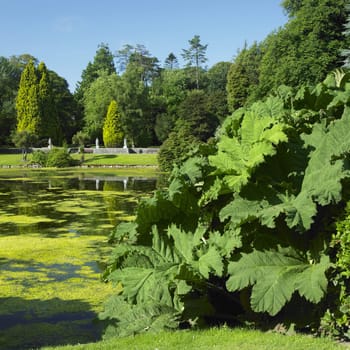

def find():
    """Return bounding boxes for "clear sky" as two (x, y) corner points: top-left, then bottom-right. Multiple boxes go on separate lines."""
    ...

(0, 0), (288, 91)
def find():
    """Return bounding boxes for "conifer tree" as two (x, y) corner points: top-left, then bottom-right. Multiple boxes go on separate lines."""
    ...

(75, 43), (116, 102)
(37, 62), (61, 143)
(103, 100), (124, 147)
(164, 52), (179, 69)
(182, 35), (208, 89)
(15, 60), (40, 135)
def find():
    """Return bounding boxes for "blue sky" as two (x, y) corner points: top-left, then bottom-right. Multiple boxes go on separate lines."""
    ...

(1, 0), (288, 91)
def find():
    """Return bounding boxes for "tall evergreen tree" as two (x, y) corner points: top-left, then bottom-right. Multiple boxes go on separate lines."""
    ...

(103, 100), (124, 147)
(164, 53), (179, 69)
(226, 42), (262, 111)
(205, 61), (231, 122)
(48, 70), (83, 143)
(177, 89), (219, 142)
(37, 62), (61, 143)
(182, 35), (208, 89)
(75, 43), (116, 101)
(15, 60), (41, 135)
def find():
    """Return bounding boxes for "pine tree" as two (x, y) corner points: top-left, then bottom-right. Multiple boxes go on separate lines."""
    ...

(15, 60), (40, 135)
(181, 35), (208, 89)
(103, 100), (124, 147)
(164, 53), (179, 69)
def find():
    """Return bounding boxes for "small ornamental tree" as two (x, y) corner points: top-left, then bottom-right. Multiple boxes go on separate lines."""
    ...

(72, 130), (89, 163)
(103, 100), (124, 147)
(12, 130), (37, 161)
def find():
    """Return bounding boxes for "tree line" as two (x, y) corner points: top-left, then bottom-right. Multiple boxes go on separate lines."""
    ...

(0, 0), (349, 170)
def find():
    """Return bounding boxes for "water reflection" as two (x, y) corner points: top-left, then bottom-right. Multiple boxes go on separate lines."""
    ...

(0, 170), (157, 237)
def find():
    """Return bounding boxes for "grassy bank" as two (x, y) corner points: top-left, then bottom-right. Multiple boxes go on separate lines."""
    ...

(0, 152), (158, 167)
(72, 153), (158, 166)
(41, 327), (348, 350)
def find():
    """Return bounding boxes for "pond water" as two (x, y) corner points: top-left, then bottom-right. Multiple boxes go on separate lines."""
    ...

(0, 168), (158, 349)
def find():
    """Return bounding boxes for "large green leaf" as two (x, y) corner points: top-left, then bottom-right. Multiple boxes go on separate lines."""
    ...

(207, 107), (287, 196)
(300, 108), (350, 207)
(168, 224), (224, 279)
(100, 295), (179, 338)
(220, 109), (350, 233)
(226, 248), (330, 316)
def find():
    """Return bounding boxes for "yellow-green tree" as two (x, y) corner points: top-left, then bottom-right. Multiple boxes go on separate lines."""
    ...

(103, 100), (124, 147)
(15, 60), (40, 134)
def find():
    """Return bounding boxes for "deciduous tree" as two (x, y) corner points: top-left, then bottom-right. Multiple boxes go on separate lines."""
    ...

(118, 62), (155, 147)
(257, 0), (348, 97)
(83, 72), (119, 141)
(0, 56), (22, 145)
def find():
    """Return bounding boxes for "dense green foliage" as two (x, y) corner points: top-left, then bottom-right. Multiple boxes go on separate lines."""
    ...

(100, 71), (350, 339)
(0, 56), (22, 145)
(75, 43), (116, 103)
(226, 42), (261, 111)
(6, 58), (80, 146)
(31, 148), (75, 167)
(15, 60), (41, 135)
(158, 90), (219, 171)
(227, 0), (349, 105)
(320, 202), (350, 339)
(103, 100), (124, 147)
(117, 62), (155, 147)
(37, 62), (62, 143)
(83, 73), (119, 140)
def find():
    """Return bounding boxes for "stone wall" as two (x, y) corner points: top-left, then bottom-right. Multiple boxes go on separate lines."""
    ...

(93, 147), (159, 154)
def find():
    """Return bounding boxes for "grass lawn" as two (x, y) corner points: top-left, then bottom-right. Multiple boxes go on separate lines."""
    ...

(41, 327), (348, 350)
(72, 153), (158, 166)
(0, 153), (26, 166)
(0, 152), (158, 167)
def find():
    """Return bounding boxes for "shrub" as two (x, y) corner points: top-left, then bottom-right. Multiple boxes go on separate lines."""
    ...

(320, 203), (350, 340)
(30, 150), (48, 166)
(46, 148), (75, 168)
(158, 123), (199, 172)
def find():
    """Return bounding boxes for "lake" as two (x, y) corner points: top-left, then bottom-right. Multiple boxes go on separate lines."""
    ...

(0, 168), (158, 349)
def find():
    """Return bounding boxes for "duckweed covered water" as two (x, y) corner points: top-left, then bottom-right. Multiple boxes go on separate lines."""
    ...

(0, 169), (158, 349)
